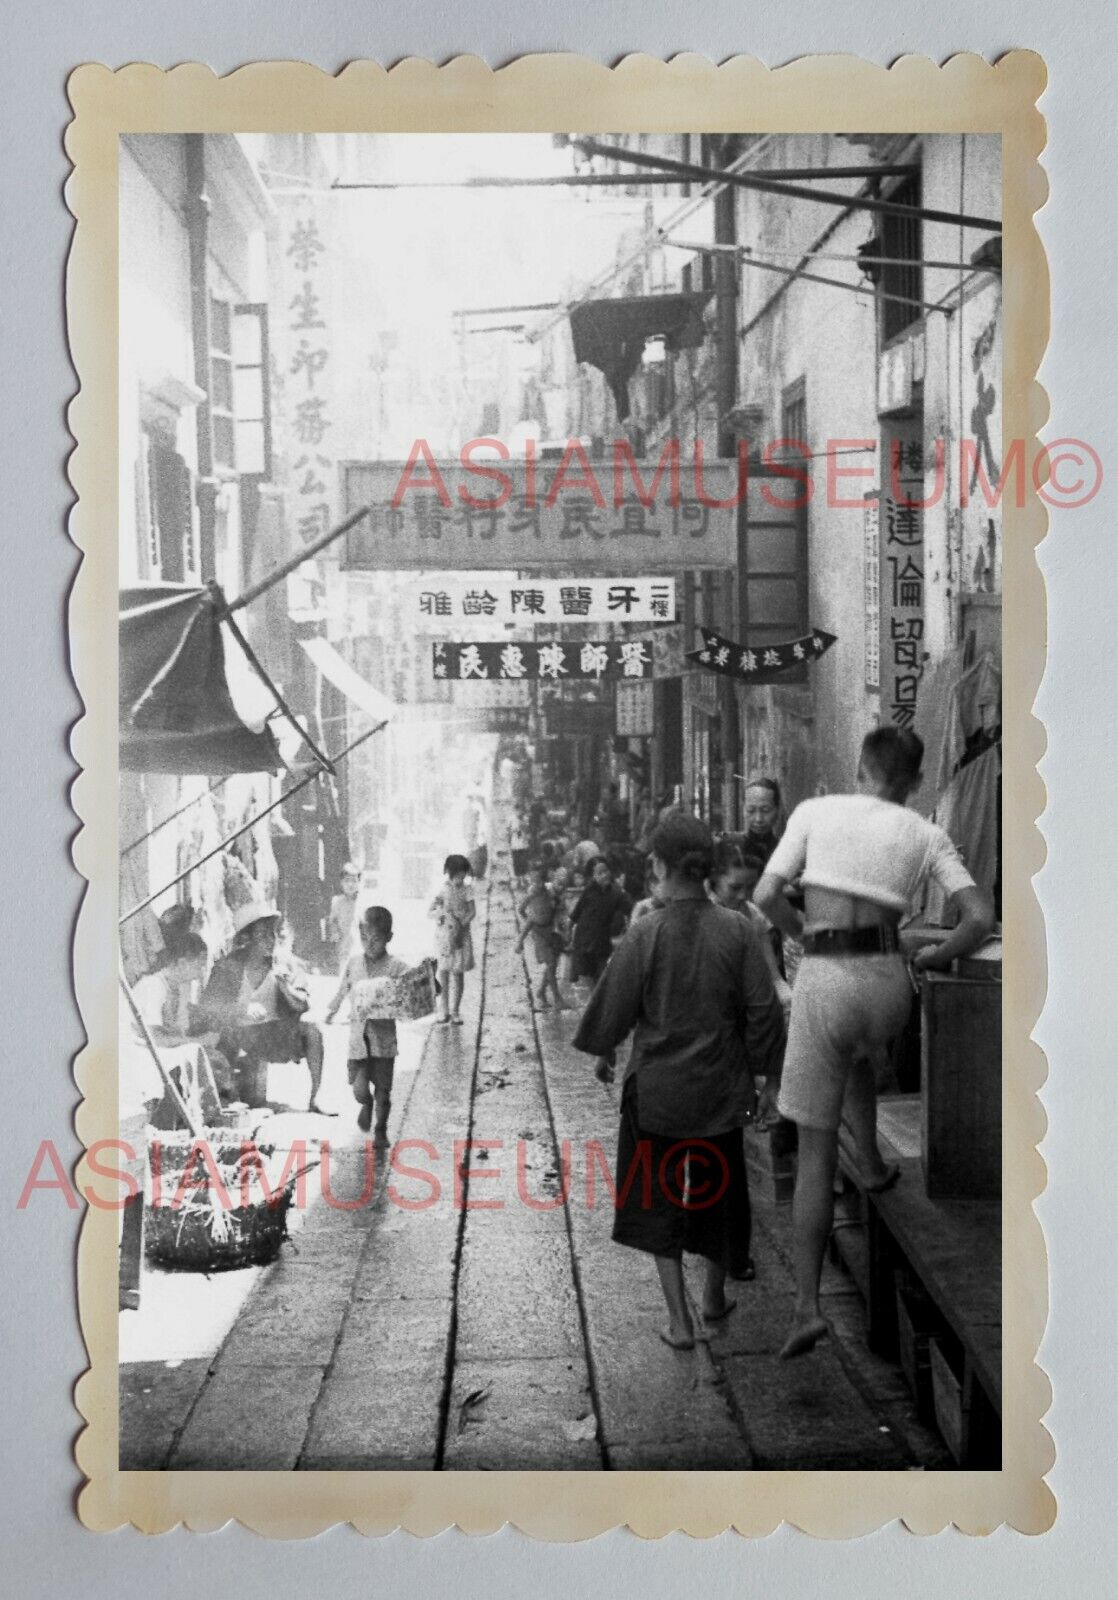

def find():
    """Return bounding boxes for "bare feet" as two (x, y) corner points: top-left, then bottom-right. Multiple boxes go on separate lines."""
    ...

(863, 1161), (901, 1194)
(659, 1325), (696, 1351)
(701, 1295), (738, 1324)
(779, 1315), (830, 1360)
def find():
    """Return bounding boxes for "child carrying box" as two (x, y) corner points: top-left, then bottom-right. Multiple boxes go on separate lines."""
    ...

(325, 905), (408, 1142)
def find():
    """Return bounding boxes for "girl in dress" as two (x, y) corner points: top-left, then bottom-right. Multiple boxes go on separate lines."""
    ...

(429, 853), (476, 1025)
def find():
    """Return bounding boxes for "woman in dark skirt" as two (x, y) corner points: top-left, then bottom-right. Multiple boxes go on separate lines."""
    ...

(573, 815), (785, 1351)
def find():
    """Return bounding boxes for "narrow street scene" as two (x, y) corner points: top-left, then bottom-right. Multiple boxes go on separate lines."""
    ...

(117, 130), (1003, 1472)
(122, 864), (954, 1471)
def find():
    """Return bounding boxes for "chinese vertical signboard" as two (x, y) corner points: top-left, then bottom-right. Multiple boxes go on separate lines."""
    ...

(616, 680), (655, 737)
(880, 423), (925, 729)
(273, 191), (340, 548)
(863, 493), (881, 691)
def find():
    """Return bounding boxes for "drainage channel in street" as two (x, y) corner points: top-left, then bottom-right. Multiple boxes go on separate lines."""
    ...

(435, 879), (606, 1471)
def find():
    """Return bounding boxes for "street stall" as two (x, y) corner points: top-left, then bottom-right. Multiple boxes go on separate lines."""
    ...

(118, 567), (393, 1296)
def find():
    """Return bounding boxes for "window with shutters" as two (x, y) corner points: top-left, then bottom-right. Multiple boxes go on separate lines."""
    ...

(737, 409), (810, 685)
(232, 304), (273, 478)
(209, 295), (236, 472)
(879, 172), (923, 345)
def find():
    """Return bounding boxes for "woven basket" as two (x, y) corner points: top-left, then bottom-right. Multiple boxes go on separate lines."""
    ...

(143, 1132), (300, 1273)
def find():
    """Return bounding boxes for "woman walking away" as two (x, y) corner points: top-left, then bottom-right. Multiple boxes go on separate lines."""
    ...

(754, 726), (994, 1360)
(573, 815), (785, 1352)
(569, 857), (631, 988)
(325, 906), (409, 1142)
(430, 853), (477, 1025)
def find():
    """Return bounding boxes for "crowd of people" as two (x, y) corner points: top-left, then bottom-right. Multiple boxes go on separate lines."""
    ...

(123, 725), (994, 1364)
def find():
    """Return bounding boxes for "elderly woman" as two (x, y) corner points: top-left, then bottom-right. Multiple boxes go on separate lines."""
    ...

(196, 903), (327, 1113)
(742, 776), (784, 866)
(573, 814), (785, 1351)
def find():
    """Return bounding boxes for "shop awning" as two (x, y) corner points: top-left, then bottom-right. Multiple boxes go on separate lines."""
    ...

(297, 636), (399, 725)
(569, 292), (712, 420)
(119, 583), (281, 774)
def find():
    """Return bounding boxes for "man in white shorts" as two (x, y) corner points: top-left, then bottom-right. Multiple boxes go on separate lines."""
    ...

(755, 726), (994, 1359)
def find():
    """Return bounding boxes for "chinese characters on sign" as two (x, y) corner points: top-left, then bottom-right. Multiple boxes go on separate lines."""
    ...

(275, 195), (338, 548)
(409, 577), (676, 626)
(342, 458), (739, 573)
(880, 425), (926, 729)
(686, 626), (837, 683)
(433, 640), (654, 681)
(615, 680), (656, 738)
(864, 493), (881, 691)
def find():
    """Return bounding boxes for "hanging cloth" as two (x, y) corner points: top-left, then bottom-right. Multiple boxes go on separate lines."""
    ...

(120, 583), (281, 774)
(569, 292), (712, 420)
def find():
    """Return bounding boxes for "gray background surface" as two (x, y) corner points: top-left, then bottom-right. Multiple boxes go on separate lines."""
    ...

(1, 1), (1112, 1591)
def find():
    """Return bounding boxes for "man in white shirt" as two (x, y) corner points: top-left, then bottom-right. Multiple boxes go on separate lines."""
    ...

(755, 726), (994, 1359)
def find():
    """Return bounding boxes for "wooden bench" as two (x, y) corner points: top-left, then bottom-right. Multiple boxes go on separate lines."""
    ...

(837, 1096), (1001, 1466)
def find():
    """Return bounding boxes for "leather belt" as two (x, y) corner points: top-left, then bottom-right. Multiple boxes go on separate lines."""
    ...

(801, 925), (900, 957)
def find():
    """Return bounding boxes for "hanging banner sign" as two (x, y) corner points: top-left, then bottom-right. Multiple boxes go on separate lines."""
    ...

(616, 679), (656, 737)
(342, 456), (739, 572)
(686, 626), (837, 683)
(405, 577), (676, 626)
(433, 639), (653, 682)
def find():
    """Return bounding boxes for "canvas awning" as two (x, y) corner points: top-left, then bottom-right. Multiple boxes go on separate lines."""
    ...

(297, 636), (399, 726)
(569, 291), (712, 420)
(119, 583), (281, 774)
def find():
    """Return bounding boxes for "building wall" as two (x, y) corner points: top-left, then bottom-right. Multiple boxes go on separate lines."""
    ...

(118, 137), (195, 585)
(732, 132), (1003, 810)
(118, 135), (288, 973)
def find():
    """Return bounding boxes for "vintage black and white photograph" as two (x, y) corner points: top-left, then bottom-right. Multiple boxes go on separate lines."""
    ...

(112, 125), (1006, 1475)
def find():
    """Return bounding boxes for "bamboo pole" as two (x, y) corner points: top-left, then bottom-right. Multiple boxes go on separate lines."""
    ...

(220, 602), (335, 775)
(119, 719), (389, 927)
(220, 502), (373, 617)
(569, 137), (1002, 233)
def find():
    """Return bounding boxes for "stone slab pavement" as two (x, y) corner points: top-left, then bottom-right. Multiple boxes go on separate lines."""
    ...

(121, 877), (951, 1471)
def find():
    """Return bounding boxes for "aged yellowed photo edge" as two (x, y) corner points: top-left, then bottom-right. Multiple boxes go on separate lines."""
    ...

(65, 50), (1053, 1537)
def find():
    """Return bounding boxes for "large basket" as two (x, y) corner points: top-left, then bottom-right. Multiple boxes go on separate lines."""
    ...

(143, 1132), (302, 1273)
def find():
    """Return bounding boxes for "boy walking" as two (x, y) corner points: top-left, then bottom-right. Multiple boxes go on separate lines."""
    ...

(325, 905), (408, 1142)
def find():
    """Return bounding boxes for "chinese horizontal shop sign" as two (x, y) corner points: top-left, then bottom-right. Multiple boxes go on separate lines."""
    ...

(406, 577), (676, 625)
(686, 626), (837, 683)
(342, 451), (739, 572)
(433, 639), (654, 682)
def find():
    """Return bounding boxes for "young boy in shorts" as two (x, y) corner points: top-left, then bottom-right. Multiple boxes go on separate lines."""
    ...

(325, 905), (408, 1142)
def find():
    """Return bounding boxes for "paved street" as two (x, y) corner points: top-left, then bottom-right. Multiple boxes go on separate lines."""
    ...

(121, 881), (951, 1471)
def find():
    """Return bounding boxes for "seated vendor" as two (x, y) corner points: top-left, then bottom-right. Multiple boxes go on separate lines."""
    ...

(129, 931), (231, 1123)
(196, 904), (328, 1114)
